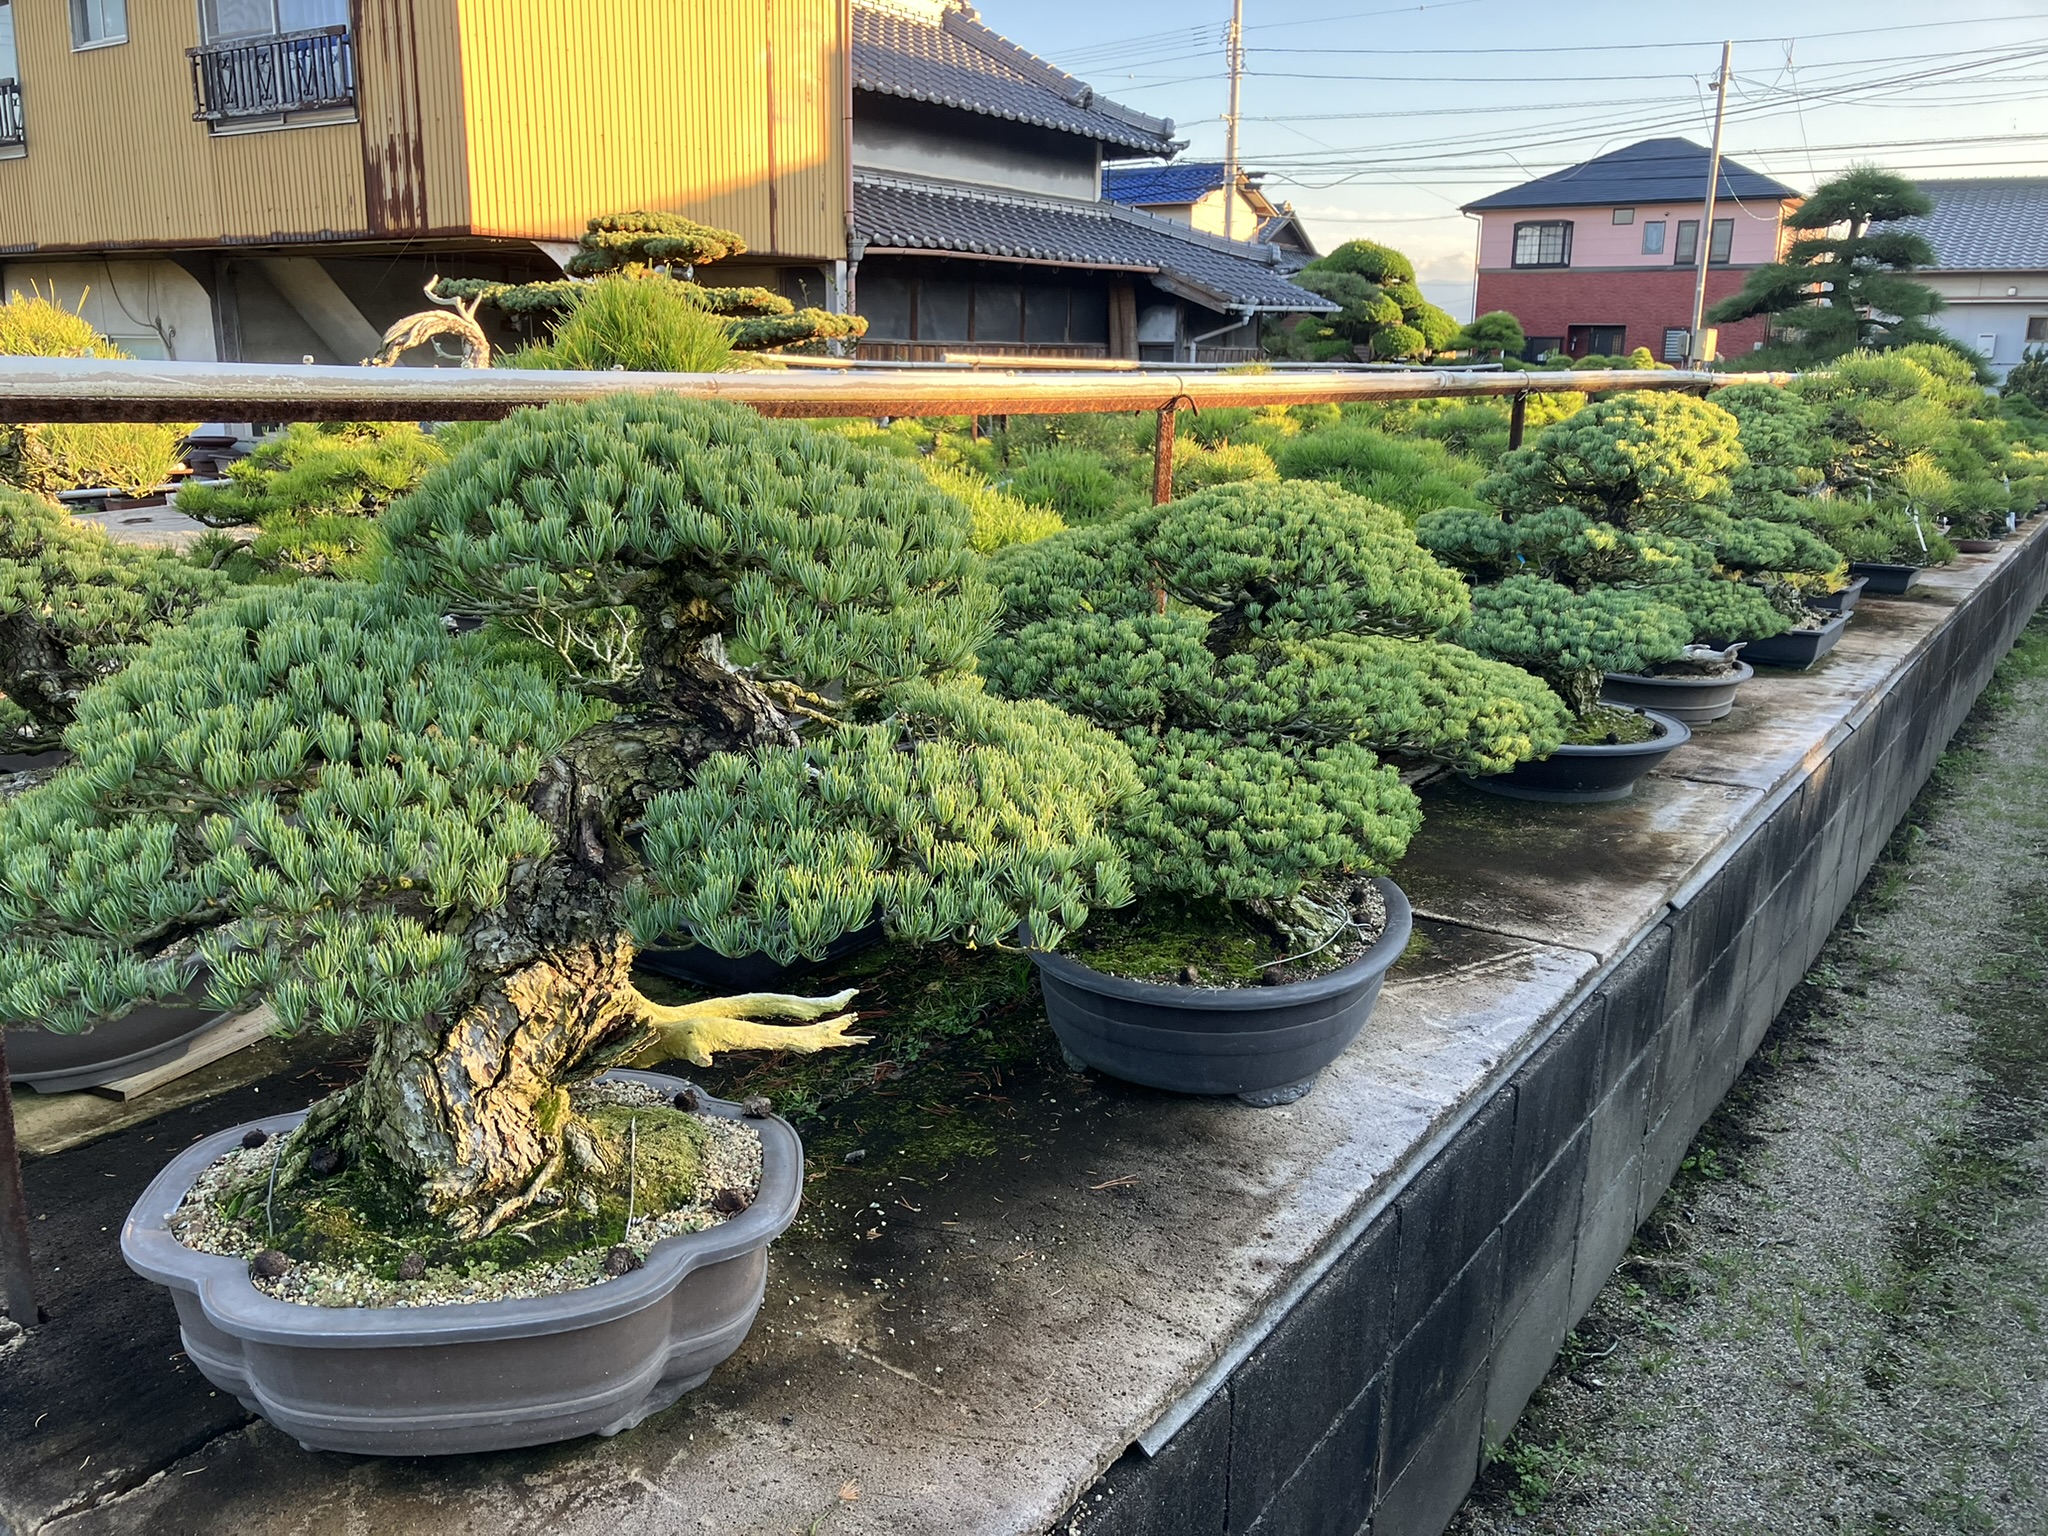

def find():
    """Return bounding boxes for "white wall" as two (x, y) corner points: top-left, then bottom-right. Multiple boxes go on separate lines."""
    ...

(853, 116), (1097, 202)
(1919, 271), (2048, 378)
(0, 258), (216, 360)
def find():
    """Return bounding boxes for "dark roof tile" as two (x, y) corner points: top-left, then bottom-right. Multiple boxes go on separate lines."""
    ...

(852, 174), (1336, 312)
(853, 2), (1178, 156)
(1462, 138), (1798, 212)
(1884, 179), (2048, 272)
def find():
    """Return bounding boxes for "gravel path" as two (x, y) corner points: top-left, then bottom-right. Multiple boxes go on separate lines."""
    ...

(1452, 615), (2048, 1536)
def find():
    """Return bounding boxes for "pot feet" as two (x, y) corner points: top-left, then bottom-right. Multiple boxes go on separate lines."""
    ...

(1236, 1073), (1320, 1107)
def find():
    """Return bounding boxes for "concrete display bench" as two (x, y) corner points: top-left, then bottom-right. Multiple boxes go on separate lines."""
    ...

(13, 532), (2046, 1536)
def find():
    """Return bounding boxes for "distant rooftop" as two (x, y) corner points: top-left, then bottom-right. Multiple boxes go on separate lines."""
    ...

(852, 0), (1180, 158)
(1884, 178), (2048, 271)
(1103, 162), (1238, 206)
(1461, 138), (1800, 212)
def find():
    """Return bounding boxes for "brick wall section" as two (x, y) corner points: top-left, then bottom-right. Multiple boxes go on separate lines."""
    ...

(1056, 532), (2048, 1536)
(1474, 267), (1771, 359)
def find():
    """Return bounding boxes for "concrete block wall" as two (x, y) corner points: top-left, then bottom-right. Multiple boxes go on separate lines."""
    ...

(1063, 536), (2048, 1536)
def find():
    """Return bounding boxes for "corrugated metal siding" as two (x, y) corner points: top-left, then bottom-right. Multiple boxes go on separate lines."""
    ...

(408, 0), (470, 232)
(455, 0), (845, 260)
(0, 0), (368, 251)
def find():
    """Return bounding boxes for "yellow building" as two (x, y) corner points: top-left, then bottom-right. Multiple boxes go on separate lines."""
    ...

(0, 0), (850, 361)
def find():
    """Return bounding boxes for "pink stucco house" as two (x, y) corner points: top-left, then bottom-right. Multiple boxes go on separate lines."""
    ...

(1462, 138), (1800, 361)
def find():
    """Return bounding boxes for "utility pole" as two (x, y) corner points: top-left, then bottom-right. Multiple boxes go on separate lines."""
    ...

(1223, 0), (1245, 242)
(1687, 39), (1732, 369)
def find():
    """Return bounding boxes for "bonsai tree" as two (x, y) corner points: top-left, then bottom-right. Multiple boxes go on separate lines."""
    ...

(176, 422), (447, 576)
(983, 481), (1568, 948)
(0, 487), (227, 751)
(0, 290), (194, 499)
(1276, 240), (1461, 362)
(0, 397), (1137, 1240)
(1454, 311), (1526, 360)
(2004, 347), (2048, 413)
(1453, 390), (1827, 645)
(434, 211), (866, 355)
(1455, 575), (1693, 721)
(1708, 168), (1946, 363)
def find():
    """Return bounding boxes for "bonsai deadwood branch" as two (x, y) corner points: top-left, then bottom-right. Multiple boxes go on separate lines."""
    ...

(625, 987), (869, 1069)
(365, 280), (492, 369)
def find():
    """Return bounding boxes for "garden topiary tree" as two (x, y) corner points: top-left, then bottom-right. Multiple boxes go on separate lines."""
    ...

(0, 397), (1137, 1240)
(1454, 311), (1526, 360)
(434, 211), (866, 354)
(983, 481), (1568, 946)
(1708, 168), (1945, 363)
(1278, 240), (1461, 362)
(0, 488), (228, 751)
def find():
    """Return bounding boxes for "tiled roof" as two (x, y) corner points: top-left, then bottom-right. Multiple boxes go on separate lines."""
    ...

(1462, 138), (1799, 212)
(852, 1), (1178, 157)
(1103, 162), (1229, 206)
(1884, 179), (2048, 272)
(852, 174), (1338, 313)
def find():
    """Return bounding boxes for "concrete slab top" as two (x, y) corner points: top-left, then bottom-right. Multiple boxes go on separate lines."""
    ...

(11, 527), (2044, 1536)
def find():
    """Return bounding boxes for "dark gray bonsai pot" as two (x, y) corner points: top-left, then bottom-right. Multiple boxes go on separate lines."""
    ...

(1031, 876), (1411, 1106)
(1705, 612), (1848, 669)
(1809, 576), (1868, 614)
(121, 1070), (801, 1455)
(1599, 660), (1752, 725)
(635, 921), (885, 990)
(9, 995), (234, 1093)
(1847, 561), (1924, 596)
(1466, 709), (1689, 804)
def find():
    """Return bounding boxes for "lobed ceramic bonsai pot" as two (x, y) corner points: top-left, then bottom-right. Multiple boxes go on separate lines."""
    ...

(1466, 709), (1689, 804)
(1705, 612), (1849, 670)
(1808, 576), (1869, 615)
(9, 995), (234, 1093)
(1847, 562), (1924, 596)
(636, 922), (885, 990)
(1031, 877), (1412, 1107)
(1599, 660), (1752, 726)
(121, 1071), (802, 1456)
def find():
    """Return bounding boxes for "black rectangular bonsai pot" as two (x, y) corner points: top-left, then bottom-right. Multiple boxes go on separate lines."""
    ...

(1847, 562), (1924, 596)
(1809, 576), (1868, 614)
(1708, 612), (1848, 669)
(1030, 877), (1412, 1106)
(635, 922), (885, 989)
(121, 1072), (802, 1455)
(9, 994), (236, 1093)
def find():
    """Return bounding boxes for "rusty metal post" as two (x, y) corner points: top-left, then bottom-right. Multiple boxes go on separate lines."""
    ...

(1153, 401), (1179, 505)
(1508, 391), (1529, 450)
(0, 1032), (38, 1328)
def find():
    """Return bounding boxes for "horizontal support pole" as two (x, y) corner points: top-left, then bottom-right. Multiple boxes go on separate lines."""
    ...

(0, 356), (1787, 425)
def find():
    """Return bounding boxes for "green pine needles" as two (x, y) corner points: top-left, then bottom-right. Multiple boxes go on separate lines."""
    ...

(0, 488), (228, 750)
(985, 481), (1567, 940)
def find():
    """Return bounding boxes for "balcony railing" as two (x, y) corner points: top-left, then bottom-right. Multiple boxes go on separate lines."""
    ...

(187, 25), (354, 124)
(0, 79), (23, 149)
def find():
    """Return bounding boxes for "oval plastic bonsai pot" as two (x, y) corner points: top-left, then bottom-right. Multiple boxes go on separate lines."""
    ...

(121, 1071), (801, 1456)
(1847, 562), (1924, 596)
(1030, 876), (1411, 1106)
(1465, 709), (1690, 804)
(1704, 612), (1848, 669)
(1809, 576), (1869, 614)
(1954, 537), (2001, 554)
(1599, 660), (1752, 725)
(9, 996), (235, 1093)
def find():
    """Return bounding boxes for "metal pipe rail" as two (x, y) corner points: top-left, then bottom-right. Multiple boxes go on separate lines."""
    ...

(0, 355), (1781, 425)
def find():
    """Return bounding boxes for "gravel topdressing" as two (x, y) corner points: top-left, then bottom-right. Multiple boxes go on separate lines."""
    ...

(168, 1079), (764, 1309)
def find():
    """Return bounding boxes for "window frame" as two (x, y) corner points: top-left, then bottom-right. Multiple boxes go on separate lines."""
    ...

(1708, 217), (1734, 265)
(1641, 220), (1666, 256)
(69, 0), (126, 50)
(1673, 219), (1699, 266)
(1611, 207), (1635, 226)
(1510, 220), (1573, 270)
(2028, 316), (2048, 343)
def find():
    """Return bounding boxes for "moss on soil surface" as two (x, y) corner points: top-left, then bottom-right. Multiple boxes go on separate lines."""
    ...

(1564, 704), (1659, 746)
(1452, 609), (2048, 1536)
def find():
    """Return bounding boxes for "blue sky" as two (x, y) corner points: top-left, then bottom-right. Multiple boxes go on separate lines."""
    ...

(983, 0), (2048, 318)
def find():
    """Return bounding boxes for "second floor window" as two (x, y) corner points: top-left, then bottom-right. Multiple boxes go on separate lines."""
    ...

(1512, 221), (1572, 269)
(1641, 220), (1666, 255)
(1674, 218), (1735, 266)
(70, 0), (125, 48)
(202, 0), (347, 41)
